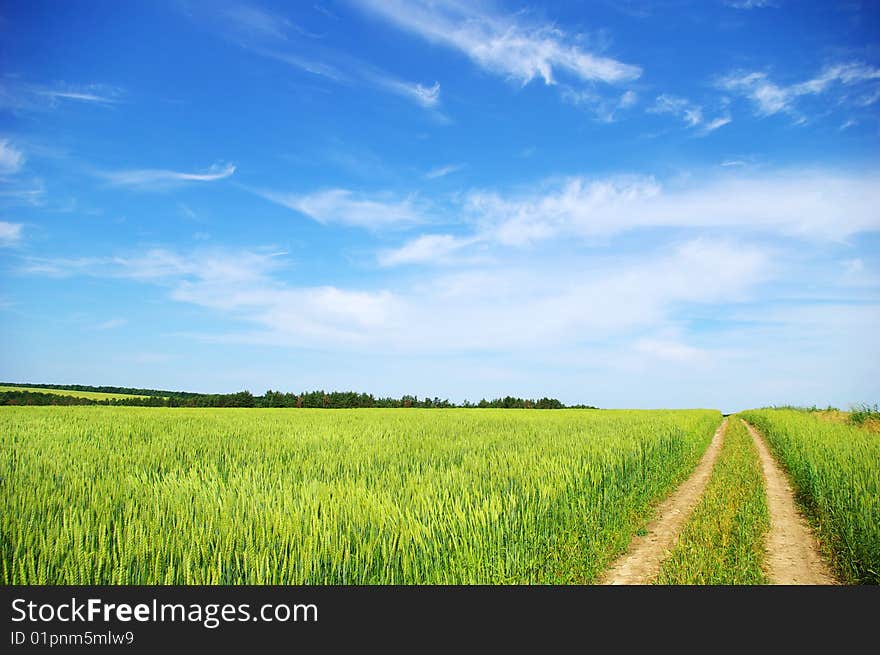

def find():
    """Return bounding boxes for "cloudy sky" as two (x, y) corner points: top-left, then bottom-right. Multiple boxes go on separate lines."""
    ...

(1, 0), (878, 410)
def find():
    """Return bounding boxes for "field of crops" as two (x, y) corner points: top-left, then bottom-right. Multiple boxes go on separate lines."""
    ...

(656, 418), (769, 584)
(0, 385), (148, 400)
(0, 407), (719, 584)
(740, 409), (880, 584)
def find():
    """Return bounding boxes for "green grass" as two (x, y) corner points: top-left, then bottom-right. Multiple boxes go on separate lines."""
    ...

(656, 418), (769, 585)
(849, 403), (880, 429)
(740, 409), (880, 584)
(0, 385), (149, 401)
(0, 406), (720, 584)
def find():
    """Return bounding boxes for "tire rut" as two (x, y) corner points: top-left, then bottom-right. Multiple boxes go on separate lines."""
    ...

(600, 418), (728, 585)
(742, 420), (837, 585)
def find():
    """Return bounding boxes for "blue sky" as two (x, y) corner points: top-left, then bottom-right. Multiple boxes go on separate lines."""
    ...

(1, 0), (878, 411)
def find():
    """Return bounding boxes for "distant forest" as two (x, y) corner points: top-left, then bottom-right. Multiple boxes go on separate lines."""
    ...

(0, 384), (598, 409)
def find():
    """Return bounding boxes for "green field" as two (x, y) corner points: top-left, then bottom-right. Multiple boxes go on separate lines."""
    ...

(0, 385), (149, 401)
(3, 405), (878, 585)
(740, 409), (880, 584)
(656, 417), (769, 585)
(0, 406), (719, 584)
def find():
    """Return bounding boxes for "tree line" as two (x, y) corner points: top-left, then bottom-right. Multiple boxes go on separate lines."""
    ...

(1, 387), (597, 409)
(1, 382), (199, 398)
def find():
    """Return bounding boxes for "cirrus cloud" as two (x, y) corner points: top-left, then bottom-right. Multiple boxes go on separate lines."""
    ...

(0, 221), (23, 246)
(352, 0), (641, 88)
(100, 162), (236, 190)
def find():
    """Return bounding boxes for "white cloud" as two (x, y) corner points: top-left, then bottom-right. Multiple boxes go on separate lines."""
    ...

(29, 238), (879, 408)
(352, 0), (641, 87)
(257, 188), (421, 228)
(28, 246), (399, 346)
(634, 338), (708, 363)
(649, 94), (730, 133)
(857, 88), (880, 107)
(0, 221), (23, 246)
(220, 3), (292, 40)
(725, 0), (777, 8)
(651, 94), (703, 126)
(24, 238), (770, 354)
(425, 163), (465, 179)
(200, 2), (440, 111)
(720, 62), (880, 118)
(367, 168), (880, 265)
(0, 139), (25, 175)
(0, 184), (46, 206)
(838, 257), (880, 290)
(844, 258), (864, 275)
(700, 115), (732, 134)
(23, 247), (284, 283)
(97, 318), (128, 330)
(370, 77), (440, 108)
(178, 203), (199, 220)
(36, 89), (119, 104)
(618, 90), (638, 108)
(259, 48), (345, 81)
(378, 233), (475, 266)
(0, 81), (124, 109)
(131, 352), (173, 364)
(101, 162), (236, 189)
(798, 62), (880, 90)
(562, 87), (640, 122)
(457, 169), (880, 247)
(262, 167), (880, 269)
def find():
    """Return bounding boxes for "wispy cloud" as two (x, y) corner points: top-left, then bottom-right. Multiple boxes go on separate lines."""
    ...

(0, 78), (123, 112)
(562, 88), (639, 122)
(97, 318), (128, 330)
(312, 4), (338, 21)
(650, 94), (703, 126)
(100, 162), (236, 190)
(0, 183), (46, 207)
(0, 221), (23, 246)
(724, 0), (778, 8)
(720, 61), (880, 119)
(220, 2), (294, 40)
(24, 237), (877, 409)
(425, 163), (465, 179)
(178, 203), (199, 220)
(378, 233), (476, 266)
(131, 352), (173, 364)
(700, 115), (732, 133)
(22, 238), (771, 353)
(469, 170), (880, 244)
(352, 0), (641, 89)
(634, 337), (708, 363)
(35, 88), (120, 104)
(376, 168), (880, 265)
(0, 139), (25, 175)
(258, 49), (345, 81)
(649, 94), (730, 134)
(370, 77), (440, 108)
(198, 2), (440, 112)
(22, 247), (285, 283)
(255, 188), (422, 228)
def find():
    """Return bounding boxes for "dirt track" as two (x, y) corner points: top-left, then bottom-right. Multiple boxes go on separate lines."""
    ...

(600, 418), (727, 585)
(743, 420), (837, 585)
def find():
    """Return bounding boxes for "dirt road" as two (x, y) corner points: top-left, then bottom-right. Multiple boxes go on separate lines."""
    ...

(743, 420), (837, 585)
(600, 418), (728, 585)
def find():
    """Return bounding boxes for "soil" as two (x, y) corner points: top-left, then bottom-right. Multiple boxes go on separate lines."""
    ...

(743, 420), (837, 585)
(600, 418), (728, 585)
